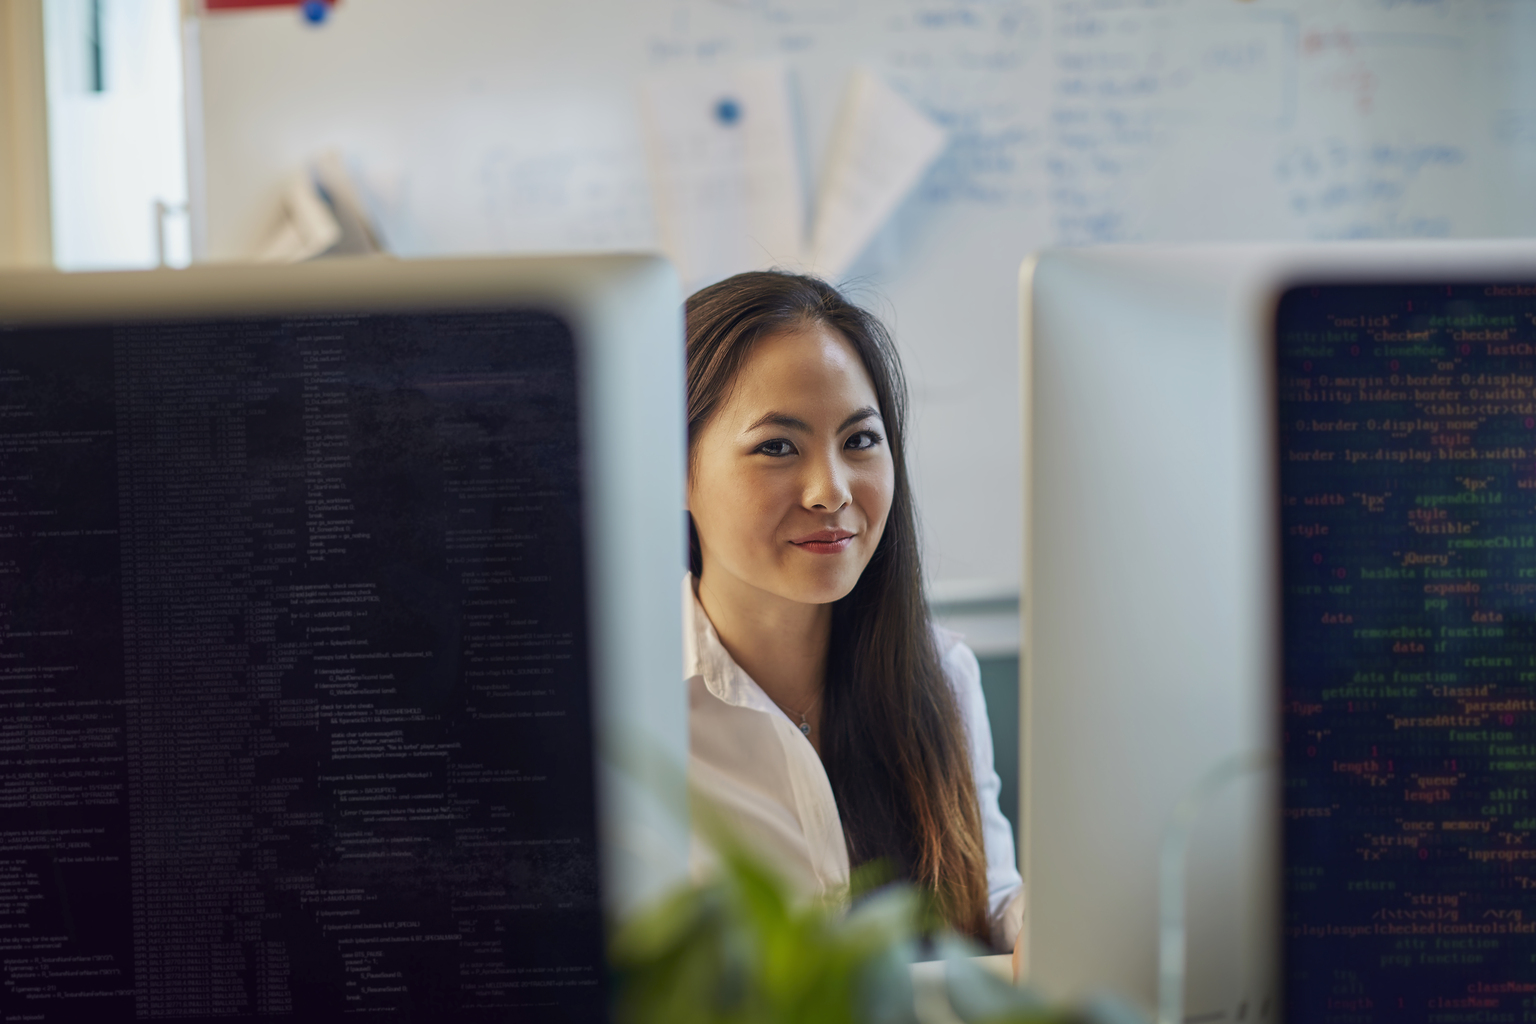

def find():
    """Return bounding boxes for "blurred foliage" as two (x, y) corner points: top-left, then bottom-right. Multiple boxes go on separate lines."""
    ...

(609, 836), (1147, 1024)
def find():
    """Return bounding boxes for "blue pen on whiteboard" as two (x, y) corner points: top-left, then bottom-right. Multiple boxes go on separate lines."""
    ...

(715, 98), (742, 126)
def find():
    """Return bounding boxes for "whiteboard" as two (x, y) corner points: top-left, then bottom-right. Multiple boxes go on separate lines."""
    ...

(194, 0), (1536, 603)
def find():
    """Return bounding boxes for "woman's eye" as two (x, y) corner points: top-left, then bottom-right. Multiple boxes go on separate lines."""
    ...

(845, 431), (883, 451)
(756, 439), (796, 457)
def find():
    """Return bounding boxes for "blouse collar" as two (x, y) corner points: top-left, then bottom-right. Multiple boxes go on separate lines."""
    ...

(682, 575), (785, 718)
(684, 573), (966, 699)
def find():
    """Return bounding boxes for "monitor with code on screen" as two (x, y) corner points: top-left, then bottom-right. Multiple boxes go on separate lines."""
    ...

(0, 255), (686, 1023)
(1024, 242), (1536, 1023)
(1277, 283), (1536, 1016)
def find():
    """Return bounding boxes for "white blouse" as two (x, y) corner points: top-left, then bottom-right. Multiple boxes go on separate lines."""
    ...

(683, 577), (1026, 950)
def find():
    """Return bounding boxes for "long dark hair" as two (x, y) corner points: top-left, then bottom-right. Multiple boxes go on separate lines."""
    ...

(685, 270), (989, 941)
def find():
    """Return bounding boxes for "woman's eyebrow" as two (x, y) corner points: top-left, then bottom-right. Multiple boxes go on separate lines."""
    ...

(839, 407), (881, 431)
(744, 406), (882, 434)
(745, 412), (811, 433)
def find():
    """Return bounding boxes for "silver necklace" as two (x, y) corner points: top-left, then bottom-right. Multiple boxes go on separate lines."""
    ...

(777, 692), (822, 738)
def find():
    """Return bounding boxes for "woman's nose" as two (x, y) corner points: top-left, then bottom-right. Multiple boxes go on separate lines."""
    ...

(803, 449), (851, 511)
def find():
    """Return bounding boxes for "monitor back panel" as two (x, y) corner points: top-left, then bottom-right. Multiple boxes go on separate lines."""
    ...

(1022, 249), (1280, 1016)
(0, 307), (606, 1021)
(1278, 284), (1536, 1019)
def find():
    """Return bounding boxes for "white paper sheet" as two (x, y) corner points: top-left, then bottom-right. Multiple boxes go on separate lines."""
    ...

(253, 170), (341, 263)
(640, 61), (806, 291)
(313, 150), (386, 256)
(809, 69), (948, 280)
(252, 155), (388, 263)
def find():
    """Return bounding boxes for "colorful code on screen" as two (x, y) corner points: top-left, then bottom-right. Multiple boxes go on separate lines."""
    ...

(1280, 284), (1536, 1021)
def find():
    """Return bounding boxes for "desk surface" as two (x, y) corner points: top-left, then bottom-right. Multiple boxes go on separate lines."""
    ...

(910, 954), (1015, 983)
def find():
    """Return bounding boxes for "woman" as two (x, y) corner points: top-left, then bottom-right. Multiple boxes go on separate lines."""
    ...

(683, 270), (1024, 951)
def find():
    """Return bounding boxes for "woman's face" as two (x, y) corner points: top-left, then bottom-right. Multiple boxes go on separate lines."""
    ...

(689, 323), (895, 606)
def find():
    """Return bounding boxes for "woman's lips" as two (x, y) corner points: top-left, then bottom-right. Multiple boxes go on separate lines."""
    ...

(790, 529), (855, 555)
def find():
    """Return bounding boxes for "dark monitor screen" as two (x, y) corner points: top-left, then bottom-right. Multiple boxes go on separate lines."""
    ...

(0, 311), (605, 1022)
(1279, 285), (1536, 1020)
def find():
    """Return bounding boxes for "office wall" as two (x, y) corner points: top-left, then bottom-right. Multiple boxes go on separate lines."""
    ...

(194, 0), (1536, 603)
(978, 654), (1020, 838)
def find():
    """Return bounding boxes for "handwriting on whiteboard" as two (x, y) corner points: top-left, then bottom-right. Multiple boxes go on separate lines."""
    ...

(461, 0), (1493, 257)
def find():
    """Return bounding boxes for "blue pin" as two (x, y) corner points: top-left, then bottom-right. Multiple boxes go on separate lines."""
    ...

(715, 98), (742, 126)
(301, 0), (329, 24)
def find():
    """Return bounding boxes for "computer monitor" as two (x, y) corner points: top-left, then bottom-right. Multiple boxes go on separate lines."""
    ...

(1022, 241), (1536, 1023)
(0, 254), (686, 1021)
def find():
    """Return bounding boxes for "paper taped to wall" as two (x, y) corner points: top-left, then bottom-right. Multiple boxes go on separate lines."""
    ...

(253, 153), (385, 262)
(640, 61), (805, 291)
(809, 69), (947, 280)
(253, 170), (341, 263)
(313, 150), (385, 256)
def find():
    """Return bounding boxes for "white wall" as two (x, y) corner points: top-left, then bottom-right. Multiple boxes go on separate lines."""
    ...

(193, 0), (1536, 602)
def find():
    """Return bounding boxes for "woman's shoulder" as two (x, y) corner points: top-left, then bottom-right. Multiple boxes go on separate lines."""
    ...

(929, 623), (981, 691)
(927, 624), (996, 788)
